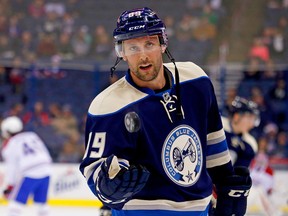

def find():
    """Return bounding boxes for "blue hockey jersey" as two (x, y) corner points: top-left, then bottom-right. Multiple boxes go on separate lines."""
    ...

(80, 62), (232, 216)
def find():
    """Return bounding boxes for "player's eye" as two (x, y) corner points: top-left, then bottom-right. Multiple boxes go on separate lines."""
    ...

(127, 46), (140, 54)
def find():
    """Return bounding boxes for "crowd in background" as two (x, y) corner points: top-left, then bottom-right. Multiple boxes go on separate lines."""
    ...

(0, 0), (287, 164)
(0, 0), (224, 64)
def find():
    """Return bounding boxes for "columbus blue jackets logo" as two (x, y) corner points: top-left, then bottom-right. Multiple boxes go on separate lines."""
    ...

(162, 125), (202, 187)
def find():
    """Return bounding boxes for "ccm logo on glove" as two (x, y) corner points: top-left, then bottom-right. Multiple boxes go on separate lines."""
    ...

(228, 189), (250, 197)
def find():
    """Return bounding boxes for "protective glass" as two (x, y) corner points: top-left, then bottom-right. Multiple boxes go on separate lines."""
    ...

(115, 35), (162, 57)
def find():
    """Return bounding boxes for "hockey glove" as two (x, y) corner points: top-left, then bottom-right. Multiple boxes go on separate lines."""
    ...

(3, 185), (14, 199)
(214, 166), (252, 216)
(96, 155), (150, 210)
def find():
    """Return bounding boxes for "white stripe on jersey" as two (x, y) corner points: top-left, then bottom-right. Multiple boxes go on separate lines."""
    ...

(207, 128), (226, 144)
(123, 195), (212, 211)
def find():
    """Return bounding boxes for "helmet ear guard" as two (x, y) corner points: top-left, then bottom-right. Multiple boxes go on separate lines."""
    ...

(115, 42), (124, 58)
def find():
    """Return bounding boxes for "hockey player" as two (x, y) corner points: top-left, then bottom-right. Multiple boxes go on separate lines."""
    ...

(221, 96), (260, 167)
(80, 7), (252, 216)
(1, 116), (52, 216)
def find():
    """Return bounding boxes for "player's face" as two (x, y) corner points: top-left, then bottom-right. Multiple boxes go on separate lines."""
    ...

(235, 113), (257, 132)
(122, 35), (164, 83)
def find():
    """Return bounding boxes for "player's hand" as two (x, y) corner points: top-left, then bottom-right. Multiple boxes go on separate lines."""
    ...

(3, 185), (14, 199)
(96, 154), (150, 209)
(214, 166), (252, 216)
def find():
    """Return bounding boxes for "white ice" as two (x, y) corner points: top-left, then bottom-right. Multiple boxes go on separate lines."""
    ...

(0, 205), (101, 216)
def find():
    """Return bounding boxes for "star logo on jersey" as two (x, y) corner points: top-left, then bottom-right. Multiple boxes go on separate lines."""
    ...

(162, 125), (202, 187)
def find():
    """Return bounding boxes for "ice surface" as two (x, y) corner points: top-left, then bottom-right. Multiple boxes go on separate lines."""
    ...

(0, 205), (100, 216)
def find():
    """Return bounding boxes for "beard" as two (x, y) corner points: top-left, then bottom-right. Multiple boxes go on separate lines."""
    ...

(128, 57), (162, 82)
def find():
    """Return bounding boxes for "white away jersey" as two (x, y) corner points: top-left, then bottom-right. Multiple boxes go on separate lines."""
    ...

(80, 62), (232, 215)
(1, 131), (52, 185)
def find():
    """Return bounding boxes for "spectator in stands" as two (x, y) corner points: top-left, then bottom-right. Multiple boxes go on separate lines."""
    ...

(10, 0), (27, 17)
(44, 0), (65, 18)
(22, 101), (50, 128)
(57, 137), (82, 163)
(8, 15), (22, 51)
(0, 65), (8, 104)
(250, 86), (274, 135)
(175, 14), (198, 42)
(272, 131), (288, 158)
(0, 34), (14, 58)
(278, 16), (288, 37)
(164, 16), (175, 40)
(272, 28), (285, 56)
(0, 15), (8, 34)
(41, 8), (63, 36)
(57, 32), (74, 60)
(192, 16), (217, 41)
(186, 0), (207, 12)
(48, 102), (62, 119)
(270, 79), (288, 102)
(3, 103), (24, 118)
(262, 60), (277, 80)
(28, 0), (45, 19)
(0, 64), (7, 81)
(210, 0), (223, 11)
(18, 30), (37, 59)
(249, 37), (270, 62)
(268, 78), (287, 127)
(65, 0), (81, 18)
(71, 25), (92, 57)
(257, 135), (270, 156)
(174, 14), (199, 60)
(275, 131), (288, 159)
(263, 122), (279, 156)
(50, 104), (80, 141)
(90, 25), (112, 60)
(8, 57), (26, 95)
(36, 33), (57, 57)
(242, 57), (262, 81)
(61, 12), (76, 35)
(201, 3), (219, 25)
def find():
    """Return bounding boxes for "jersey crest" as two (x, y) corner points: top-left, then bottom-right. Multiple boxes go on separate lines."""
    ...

(162, 125), (202, 187)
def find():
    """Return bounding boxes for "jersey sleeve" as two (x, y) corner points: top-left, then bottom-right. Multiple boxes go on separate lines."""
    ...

(205, 81), (234, 183)
(79, 111), (136, 196)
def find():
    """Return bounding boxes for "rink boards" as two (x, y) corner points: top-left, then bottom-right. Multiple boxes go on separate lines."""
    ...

(0, 163), (287, 213)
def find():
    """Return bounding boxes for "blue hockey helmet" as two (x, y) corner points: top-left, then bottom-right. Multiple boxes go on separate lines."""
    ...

(113, 7), (168, 57)
(230, 96), (260, 126)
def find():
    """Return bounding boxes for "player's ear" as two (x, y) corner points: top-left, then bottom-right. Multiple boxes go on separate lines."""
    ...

(123, 55), (127, 61)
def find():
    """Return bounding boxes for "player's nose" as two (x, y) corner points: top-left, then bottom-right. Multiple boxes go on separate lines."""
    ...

(139, 51), (149, 61)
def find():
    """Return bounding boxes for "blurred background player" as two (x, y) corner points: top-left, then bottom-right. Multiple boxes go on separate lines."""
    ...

(221, 96), (260, 167)
(1, 116), (52, 216)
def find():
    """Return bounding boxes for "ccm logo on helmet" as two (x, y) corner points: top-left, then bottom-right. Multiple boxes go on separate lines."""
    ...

(228, 189), (250, 197)
(129, 25), (145, 31)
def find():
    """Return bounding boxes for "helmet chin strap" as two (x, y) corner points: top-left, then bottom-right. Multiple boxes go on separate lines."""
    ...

(110, 57), (123, 77)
